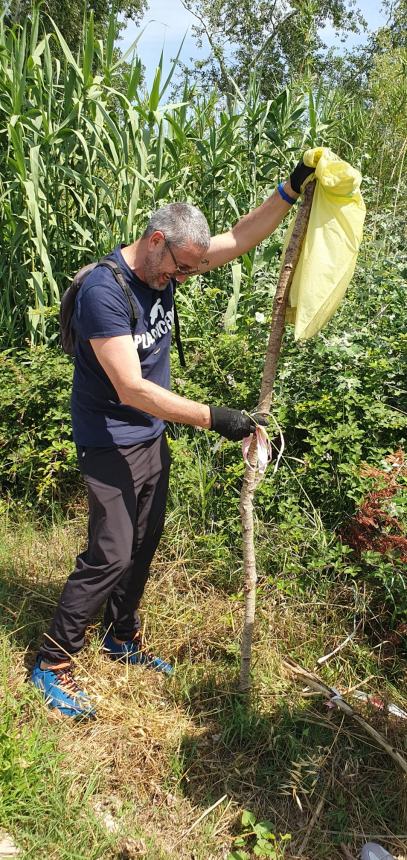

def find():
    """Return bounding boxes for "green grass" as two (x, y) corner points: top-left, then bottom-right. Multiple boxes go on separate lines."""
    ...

(0, 511), (406, 860)
(0, 651), (113, 859)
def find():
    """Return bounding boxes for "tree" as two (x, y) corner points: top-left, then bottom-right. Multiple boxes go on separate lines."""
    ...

(324, 0), (407, 188)
(1, 0), (147, 52)
(180, 0), (365, 97)
(325, 0), (406, 91)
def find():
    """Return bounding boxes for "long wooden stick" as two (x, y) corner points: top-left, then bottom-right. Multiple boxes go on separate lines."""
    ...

(283, 657), (407, 775)
(238, 182), (316, 692)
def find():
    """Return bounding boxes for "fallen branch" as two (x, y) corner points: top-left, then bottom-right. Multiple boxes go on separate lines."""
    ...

(315, 620), (362, 667)
(297, 771), (333, 855)
(283, 657), (407, 775)
(239, 182), (316, 692)
(181, 794), (228, 839)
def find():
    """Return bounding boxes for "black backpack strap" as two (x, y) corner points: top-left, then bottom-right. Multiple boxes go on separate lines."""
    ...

(173, 301), (186, 368)
(90, 262), (186, 367)
(171, 279), (186, 368)
(96, 258), (139, 334)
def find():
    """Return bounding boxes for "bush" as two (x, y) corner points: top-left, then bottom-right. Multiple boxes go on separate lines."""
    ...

(0, 348), (77, 508)
(0, 213), (405, 620)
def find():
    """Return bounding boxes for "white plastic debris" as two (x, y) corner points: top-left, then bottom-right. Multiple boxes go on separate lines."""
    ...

(352, 690), (407, 720)
(0, 833), (20, 857)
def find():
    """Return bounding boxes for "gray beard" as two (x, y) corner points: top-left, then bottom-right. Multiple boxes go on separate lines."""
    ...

(143, 247), (170, 290)
(146, 277), (171, 291)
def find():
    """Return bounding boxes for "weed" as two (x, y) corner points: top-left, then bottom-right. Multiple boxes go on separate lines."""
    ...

(0, 511), (407, 858)
(228, 810), (291, 859)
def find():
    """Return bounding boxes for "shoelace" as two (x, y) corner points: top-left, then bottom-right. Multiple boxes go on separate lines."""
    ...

(129, 634), (159, 664)
(53, 666), (83, 696)
(107, 631), (160, 665)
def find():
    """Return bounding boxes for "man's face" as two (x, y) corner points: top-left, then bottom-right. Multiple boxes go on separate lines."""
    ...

(143, 233), (204, 290)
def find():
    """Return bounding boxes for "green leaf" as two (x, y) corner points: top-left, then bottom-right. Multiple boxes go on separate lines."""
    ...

(29, 5), (40, 56)
(224, 263), (242, 333)
(254, 821), (275, 837)
(29, 145), (41, 195)
(83, 10), (94, 86)
(154, 178), (174, 201)
(149, 56), (163, 112)
(51, 19), (83, 79)
(154, 118), (164, 180)
(159, 32), (187, 100)
(126, 59), (142, 102)
(253, 843), (276, 857)
(111, 22), (150, 71)
(105, 9), (116, 69)
(241, 810), (256, 828)
(226, 193), (241, 220)
(9, 122), (26, 180)
(227, 851), (250, 860)
(124, 177), (140, 244)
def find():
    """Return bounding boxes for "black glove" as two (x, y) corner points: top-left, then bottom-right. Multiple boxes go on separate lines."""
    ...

(289, 159), (315, 195)
(209, 406), (257, 441)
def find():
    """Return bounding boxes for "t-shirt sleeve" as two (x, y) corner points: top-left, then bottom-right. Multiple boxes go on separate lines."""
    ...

(75, 278), (133, 340)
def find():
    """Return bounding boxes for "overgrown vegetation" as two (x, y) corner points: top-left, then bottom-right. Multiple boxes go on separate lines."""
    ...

(0, 2), (406, 859)
(1, 510), (406, 859)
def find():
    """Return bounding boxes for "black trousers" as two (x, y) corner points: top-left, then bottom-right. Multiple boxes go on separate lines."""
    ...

(39, 433), (170, 664)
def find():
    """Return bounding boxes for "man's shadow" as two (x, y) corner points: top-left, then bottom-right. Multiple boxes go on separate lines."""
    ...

(0, 560), (64, 670)
(171, 672), (407, 858)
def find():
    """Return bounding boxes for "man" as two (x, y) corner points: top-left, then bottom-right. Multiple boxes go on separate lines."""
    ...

(31, 160), (313, 718)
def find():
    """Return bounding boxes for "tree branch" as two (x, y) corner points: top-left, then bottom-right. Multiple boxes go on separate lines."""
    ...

(180, 0), (235, 107)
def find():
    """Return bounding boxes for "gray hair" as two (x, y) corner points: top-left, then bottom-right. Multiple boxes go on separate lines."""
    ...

(142, 202), (211, 250)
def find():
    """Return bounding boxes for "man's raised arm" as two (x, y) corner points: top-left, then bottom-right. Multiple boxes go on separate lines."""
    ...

(200, 161), (314, 272)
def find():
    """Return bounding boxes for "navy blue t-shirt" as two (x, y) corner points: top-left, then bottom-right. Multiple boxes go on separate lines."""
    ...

(71, 246), (174, 446)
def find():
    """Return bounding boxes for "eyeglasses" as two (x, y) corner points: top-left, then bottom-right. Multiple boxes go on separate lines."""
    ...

(164, 238), (199, 276)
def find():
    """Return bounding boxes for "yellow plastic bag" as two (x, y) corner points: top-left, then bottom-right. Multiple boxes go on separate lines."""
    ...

(285, 147), (366, 340)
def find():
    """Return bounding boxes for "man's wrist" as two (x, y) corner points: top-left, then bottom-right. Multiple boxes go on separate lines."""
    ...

(283, 180), (300, 201)
(202, 405), (211, 429)
(276, 181), (300, 206)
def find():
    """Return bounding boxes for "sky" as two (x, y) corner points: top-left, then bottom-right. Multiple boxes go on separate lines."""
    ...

(119, 0), (388, 91)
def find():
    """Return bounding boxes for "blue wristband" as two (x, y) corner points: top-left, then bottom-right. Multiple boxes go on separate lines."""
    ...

(277, 182), (297, 205)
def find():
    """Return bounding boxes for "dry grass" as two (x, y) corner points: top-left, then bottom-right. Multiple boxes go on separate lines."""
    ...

(1, 513), (407, 860)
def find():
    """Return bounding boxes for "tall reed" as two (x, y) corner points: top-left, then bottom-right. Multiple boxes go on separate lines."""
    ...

(0, 10), (356, 347)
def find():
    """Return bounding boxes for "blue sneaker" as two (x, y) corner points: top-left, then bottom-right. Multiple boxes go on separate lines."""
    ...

(103, 631), (173, 675)
(31, 658), (96, 719)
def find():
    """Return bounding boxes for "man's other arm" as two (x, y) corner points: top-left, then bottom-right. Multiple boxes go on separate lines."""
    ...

(90, 336), (257, 440)
(90, 335), (211, 428)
